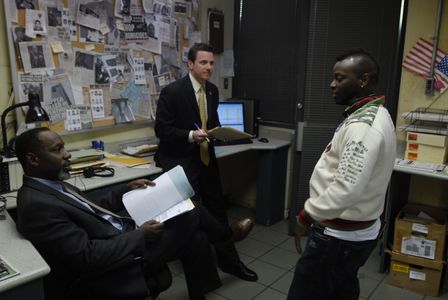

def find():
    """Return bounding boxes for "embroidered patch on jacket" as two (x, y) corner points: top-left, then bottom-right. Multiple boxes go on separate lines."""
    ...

(336, 140), (368, 184)
(345, 105), (380, 127)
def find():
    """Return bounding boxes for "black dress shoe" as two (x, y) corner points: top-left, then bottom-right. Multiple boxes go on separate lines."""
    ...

(220, 260), (258, 281)
(230, 218), (253, 241)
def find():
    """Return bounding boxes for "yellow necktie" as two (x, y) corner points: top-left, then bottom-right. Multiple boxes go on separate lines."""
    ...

(199, 86), (209, 166)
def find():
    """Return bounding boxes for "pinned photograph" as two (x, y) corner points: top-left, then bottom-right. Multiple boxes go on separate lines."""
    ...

(153, 0), (172, 17)
(19, 41), (55, 73)
(18, 73), (43, 104)
(47, 7), (62, 27)
(111, 98), (135, 123)
(95, 57), (111, 84)
(79, 26), (105, 43)
(174, 1), (190, 16)
(153, 72), (171, 94)
(12, 26), (33, 67)
(25, 9), (48, 37)
(16, 0), (36, 9)
(75, 51), (95, 70)
(77, 2), (101, 30)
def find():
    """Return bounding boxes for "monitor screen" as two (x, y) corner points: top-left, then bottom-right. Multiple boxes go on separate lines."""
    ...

(217, 102), (245, 132)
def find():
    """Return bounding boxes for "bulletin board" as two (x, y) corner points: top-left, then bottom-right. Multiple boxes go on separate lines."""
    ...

(3, 0), (201, 133)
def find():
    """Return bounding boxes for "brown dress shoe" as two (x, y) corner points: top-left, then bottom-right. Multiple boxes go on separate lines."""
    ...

(230, 218), (253, 241)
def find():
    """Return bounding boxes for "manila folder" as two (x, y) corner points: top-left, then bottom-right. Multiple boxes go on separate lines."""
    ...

(208, 127), (253, 141)
(122, 165), (195, 226)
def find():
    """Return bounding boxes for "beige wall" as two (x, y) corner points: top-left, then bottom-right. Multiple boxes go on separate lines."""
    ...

(398, 0), (448, 207)
(0, 0), (234, 150)
(396, 0), (448, 142)
(200, 0), (234, 99)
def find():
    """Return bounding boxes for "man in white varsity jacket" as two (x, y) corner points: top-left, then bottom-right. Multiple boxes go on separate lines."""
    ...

(287, 50), (396, 300)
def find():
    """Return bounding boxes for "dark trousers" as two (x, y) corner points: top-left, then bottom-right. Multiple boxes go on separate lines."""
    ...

(187, 155), (241, 267)
(145, 204), (226, 299)
(287, 226), (377, 300)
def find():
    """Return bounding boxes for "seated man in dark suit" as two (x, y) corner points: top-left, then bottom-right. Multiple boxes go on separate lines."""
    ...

(15, 127), (253, 300)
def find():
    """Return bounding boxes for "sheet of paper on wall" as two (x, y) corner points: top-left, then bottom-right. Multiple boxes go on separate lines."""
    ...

(154, 72), (171, 94)
(136, 93), (152, 119)
(182, 46), (189, 62)
(138, 37), (162, 55)
(69, 18), (78, 41)
(79, 26), (105, 44)
(51, 41), (64, 54)
(188, 30), (201, 46)
(122, 165), (195, 225)
(71, 50), (96, 87)
(25, 9), (48, 38)
(90, 88), (106, 119)
(143, 0), (154, 13)
(154, 0), (173, 16)
(18, 73), (44, 104)
(42, 73), (75, 123)
(155, 15), (172, 44)
(19, 41), (55, 73)
(65, 108), (82, 131)
(77, 1), (101, 31)
(133, 57), (146, 84)
(162, 44), (180, 68)
(77, 105), (94, 129)
(111, 98), (136, 123)
(100, 23), (110, 35)
(124, 15), (149, 42)
(121, 81), (151, 119)
(221, 50), (235, 78)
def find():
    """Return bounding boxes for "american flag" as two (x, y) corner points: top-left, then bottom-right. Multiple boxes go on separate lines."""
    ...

(402, 38), (448, 93)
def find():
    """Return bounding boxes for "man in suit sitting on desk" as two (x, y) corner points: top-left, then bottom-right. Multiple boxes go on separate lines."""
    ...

(155, 43), (258, 281)
(15, 127), (254, 300)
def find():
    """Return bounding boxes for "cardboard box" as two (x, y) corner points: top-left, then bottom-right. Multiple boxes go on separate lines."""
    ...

(393, 204), (447, 261)
(405, 132), (448, 164)
(389, 251), (444, 297)
(407, 132), (448, 147)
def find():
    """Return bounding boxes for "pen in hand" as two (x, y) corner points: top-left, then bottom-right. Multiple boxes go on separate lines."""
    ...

(194, 123), (211, 143)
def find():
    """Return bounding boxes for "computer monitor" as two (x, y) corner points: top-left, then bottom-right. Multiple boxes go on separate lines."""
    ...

(219, 99), (259, 137)
(217, 102), (245, 132)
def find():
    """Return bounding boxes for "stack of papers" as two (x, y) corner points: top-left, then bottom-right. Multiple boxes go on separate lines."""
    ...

(70, 149), (105, 164)
(395, 158), (445, 172)
(121, 144), (159, 156)
(122, 165), (195, 225)
(107, 155), (151, 167)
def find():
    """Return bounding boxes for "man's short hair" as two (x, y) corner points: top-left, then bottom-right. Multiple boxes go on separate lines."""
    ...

(188, 43), (214, 63)
(336, 49), (380, 85)
(15, 127), (50, 168)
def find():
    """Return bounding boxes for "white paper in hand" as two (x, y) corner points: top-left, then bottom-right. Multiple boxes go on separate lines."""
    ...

(122, 165), (195, 226)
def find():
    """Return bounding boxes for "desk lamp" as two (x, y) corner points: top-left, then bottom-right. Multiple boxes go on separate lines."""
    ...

(1, 92), (49, 158)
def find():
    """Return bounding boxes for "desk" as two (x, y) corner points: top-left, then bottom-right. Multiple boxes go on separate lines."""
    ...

(380, 161), (448, 272)
(5, 138), (291, 226)
(216, 138), (291, 225)
(0, 212), (49, 300)
(0, 137), (290, 298)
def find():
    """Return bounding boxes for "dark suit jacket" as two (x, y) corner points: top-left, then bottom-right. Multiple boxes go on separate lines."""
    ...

(16, 176), (149, 300)
(154, 75), (220, 171)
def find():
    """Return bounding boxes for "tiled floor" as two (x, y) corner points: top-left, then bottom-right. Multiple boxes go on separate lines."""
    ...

(157, 206), (448, 300)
